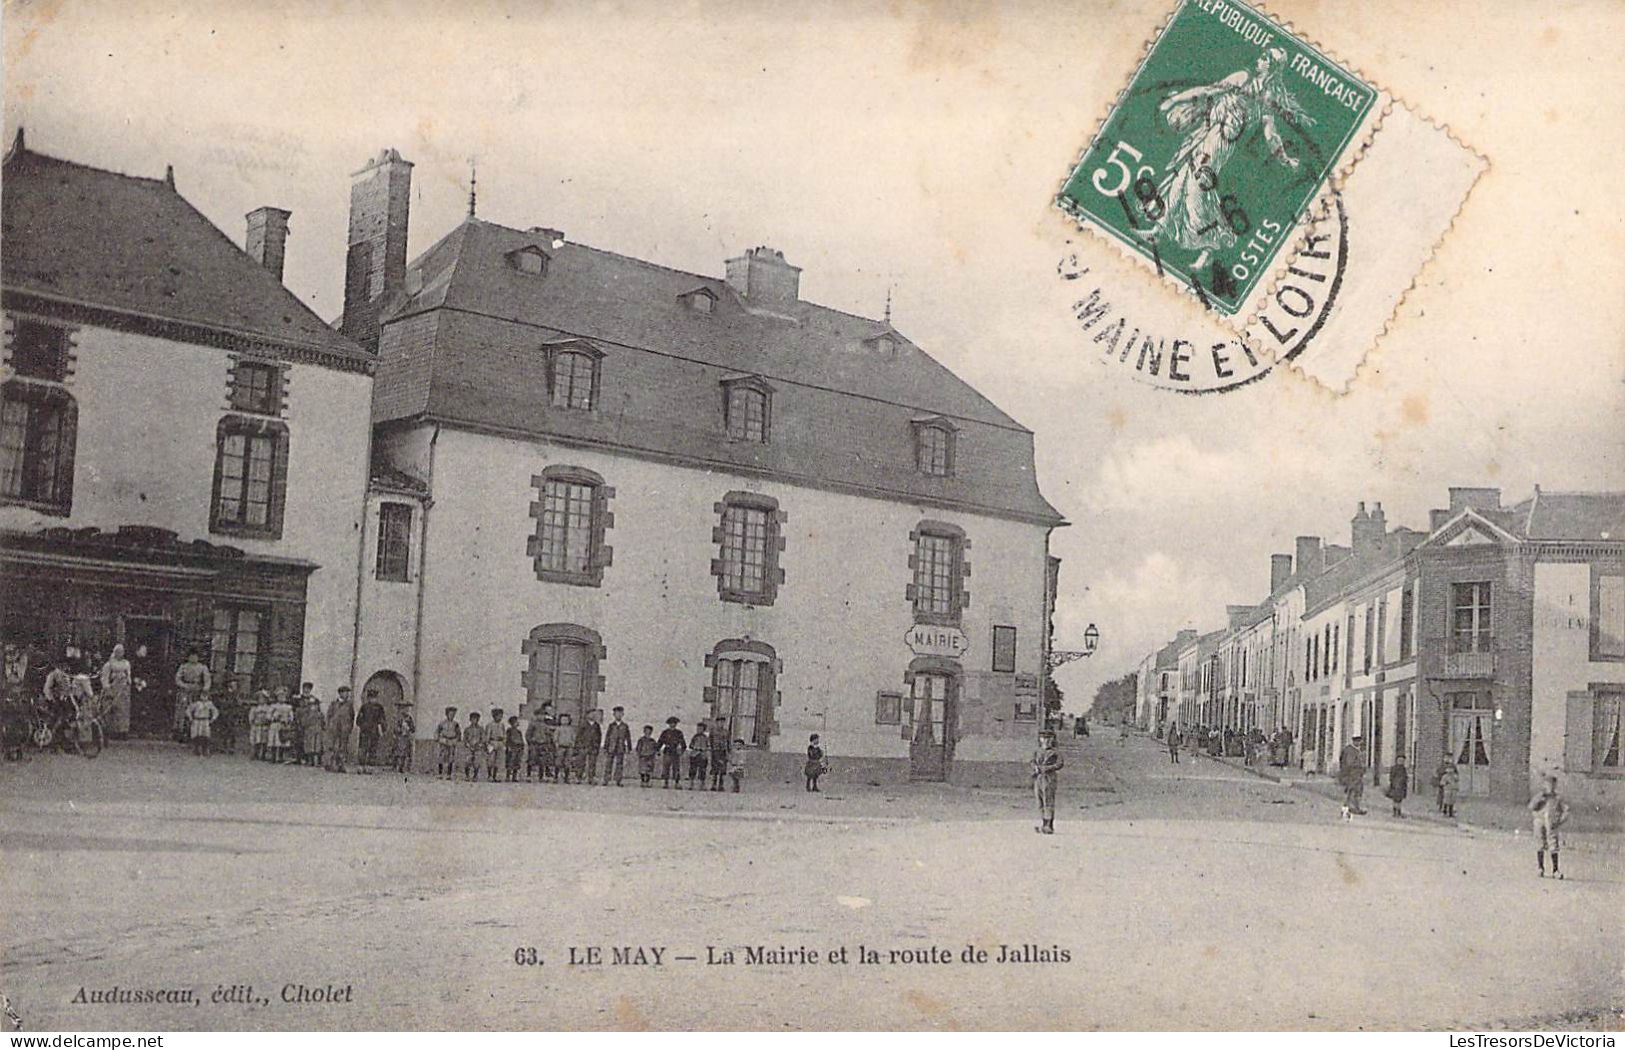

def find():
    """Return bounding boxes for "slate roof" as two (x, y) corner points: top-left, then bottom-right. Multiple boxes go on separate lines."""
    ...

(374, 217), (1063, 524)
(1513, 490), (1625, 542)
(1, 141), (366, 363)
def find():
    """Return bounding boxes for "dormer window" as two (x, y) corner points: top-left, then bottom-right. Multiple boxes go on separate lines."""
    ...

(507, 245), (549, 277)
(543, 341), (604, 411)
(9, 319), (71, 382)
(679, 288), (719, 314)
(722, 376), (773, 444)
(912, 416), (957, 477)
(863, 332), (898, 357)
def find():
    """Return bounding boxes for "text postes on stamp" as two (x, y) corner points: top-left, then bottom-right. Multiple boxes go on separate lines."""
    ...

(1057, 0), (1376, 319)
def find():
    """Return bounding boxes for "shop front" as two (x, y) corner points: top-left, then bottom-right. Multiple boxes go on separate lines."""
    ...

(1, 526), (313, 735)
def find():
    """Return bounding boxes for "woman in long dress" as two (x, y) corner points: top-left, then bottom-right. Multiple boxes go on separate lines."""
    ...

(99, 643), (133, 736)
(1151, 47), (1313, 271)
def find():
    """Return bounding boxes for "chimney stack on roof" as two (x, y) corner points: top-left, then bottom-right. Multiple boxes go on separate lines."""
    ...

(245, 206), (292, 283)
(1351, 499), (1387, 557)
(1270, 553), (1293, 593)
(1448, 487), (1502, 515)
(340, 148), (414, 352)
(725, 246), (801, 314)
(1295, 535), (1325, 577)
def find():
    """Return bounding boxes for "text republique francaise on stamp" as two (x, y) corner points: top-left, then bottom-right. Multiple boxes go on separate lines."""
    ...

(1054, 0), (1486, 393)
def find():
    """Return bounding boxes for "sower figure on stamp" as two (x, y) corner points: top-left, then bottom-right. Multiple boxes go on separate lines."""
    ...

(1152, 46), (1313, 272)
(1032, 729), (1064, 835)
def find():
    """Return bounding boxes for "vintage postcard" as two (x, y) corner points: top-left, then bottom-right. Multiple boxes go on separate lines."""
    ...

(1, 0), (1621, 1038)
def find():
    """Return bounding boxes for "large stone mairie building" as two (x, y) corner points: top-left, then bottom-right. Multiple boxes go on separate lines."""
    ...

(339, 149), (1066, 782)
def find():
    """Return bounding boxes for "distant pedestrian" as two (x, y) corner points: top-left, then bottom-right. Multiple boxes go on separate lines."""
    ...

(658, 717), (686, 788)
(1438, 761), (1460, 819)
(268, 686), (295, 764)
(357, 689), (387, 766)
(688, 720), (712, 790)
(1434, 756), (1454, 813)
(393, 705), (416, 774)
(1338, 737), (1367, 820)
(249, 690), (270, 760)
(635, 725), (658, 786)
(804, 733), (826, 792)
(525, 716), (549, 782)
(291, 682), (317, 761)
(324, 685), (356, 773)
(173, 650), (211, 744)
(186, 691), (219, 756)
(1032, 728), (1064, 834)
(1530, 774), (1570, 879)
(602, 706), (631, 786)
(710, 726), (731, 791)
(578, 709), (604, 785)
(504, 716), (525, 782)
(299, 693), (325, 767)
(435, 706), (461, 779)
(1386, 755), (1409, 817)
(486, 708), (505, 782)
(1167, 724), (1182, 764)
(461, 711), (485, 781)
(98, 644), (134, 738)
(555, 714), (577, 783)
(727, 739), (747, 792)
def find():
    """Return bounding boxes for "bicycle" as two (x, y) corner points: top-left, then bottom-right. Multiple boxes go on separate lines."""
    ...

(59, 690), (107, 759)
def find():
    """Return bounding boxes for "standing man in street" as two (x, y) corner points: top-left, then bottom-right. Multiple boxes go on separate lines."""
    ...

(1167, 723), (1182, 764)
(1032, 728), (1064, 835)
(1338, 736), (1367, 820)
(657, 717), (686, 789)
(602, 706), (631, 786)
(173, 650), (211, 744)
(324, 685), (356, 773)
(578, 708), (604, 785)
(356, 688), (387, 766)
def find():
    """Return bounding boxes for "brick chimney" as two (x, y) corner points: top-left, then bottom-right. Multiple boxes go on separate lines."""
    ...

(245, 207), (292, 283)
(1351, 500), (1386, 557)
(340, 148), (413, 352)
(725, 246), (800, 314)
(1294, 536), (1324, 577)
(1448, 487), (1501, 515)
(1270, 554), (1293, 592)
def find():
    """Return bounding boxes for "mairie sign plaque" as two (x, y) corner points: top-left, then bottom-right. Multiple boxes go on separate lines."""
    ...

(904, 624), (970, 660)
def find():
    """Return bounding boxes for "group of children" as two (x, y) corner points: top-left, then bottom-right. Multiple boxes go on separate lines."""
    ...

(430, 705), (753, 791)
(243, 683), (415, 773)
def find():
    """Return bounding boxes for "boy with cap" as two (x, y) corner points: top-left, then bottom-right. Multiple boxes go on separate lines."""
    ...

(602, 706), (632, 786)
(434, 707), (461, 779)
(1031, 729), (1064, 835)
(658, 717), (687, 789)
(393, 704), (416, 774)
(504, 715), (525, 782)
(687, 720), (711, 790)
(635, 725), (658, 787)
(1530, 773), (1571, 879)
(485, 708), (505, 782)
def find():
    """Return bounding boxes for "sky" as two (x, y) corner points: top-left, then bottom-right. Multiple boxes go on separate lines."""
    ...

(5, 0), (1623, 711)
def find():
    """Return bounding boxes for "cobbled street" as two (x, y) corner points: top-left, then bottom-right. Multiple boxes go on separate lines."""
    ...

(2, 734), (1620, 1031)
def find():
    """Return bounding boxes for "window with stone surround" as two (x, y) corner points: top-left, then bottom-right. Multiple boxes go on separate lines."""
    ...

(210, 605), (266, 691)
(521, 624), (606, 725)
(528, 466), (614, 587)
(907, 521), (970, 626)
(704, 639), (779, 747)
(229, 359), (285, 416)
(210, 416), (289, 538)
(8, 319), (72, 382)
(0, 380), (76, 515)
(710, 492), (785, 606)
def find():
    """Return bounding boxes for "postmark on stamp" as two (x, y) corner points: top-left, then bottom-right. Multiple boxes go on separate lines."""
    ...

(1053, 0), (1487, 392)
(1058, 0), (1375, 318)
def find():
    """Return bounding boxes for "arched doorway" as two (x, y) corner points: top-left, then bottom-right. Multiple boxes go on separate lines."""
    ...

(362, 670), (407, 765)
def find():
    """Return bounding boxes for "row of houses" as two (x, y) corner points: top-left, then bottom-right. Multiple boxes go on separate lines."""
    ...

(1, 133), (1065, 784)
(1134, 491), (1624, 806)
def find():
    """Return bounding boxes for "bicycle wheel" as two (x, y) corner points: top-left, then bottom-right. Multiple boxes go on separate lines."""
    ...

(81, 722), (104, 759)
(31, 723), (53, 750)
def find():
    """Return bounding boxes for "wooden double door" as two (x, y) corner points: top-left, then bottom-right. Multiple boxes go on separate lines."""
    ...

(909, 672), (956, 781)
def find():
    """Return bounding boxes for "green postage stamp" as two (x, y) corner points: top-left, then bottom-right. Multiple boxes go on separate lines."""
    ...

(1058, 0), (1378, 319)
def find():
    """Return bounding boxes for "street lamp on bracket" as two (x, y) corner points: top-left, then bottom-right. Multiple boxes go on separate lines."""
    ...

(1047, 623), (1100, 670)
